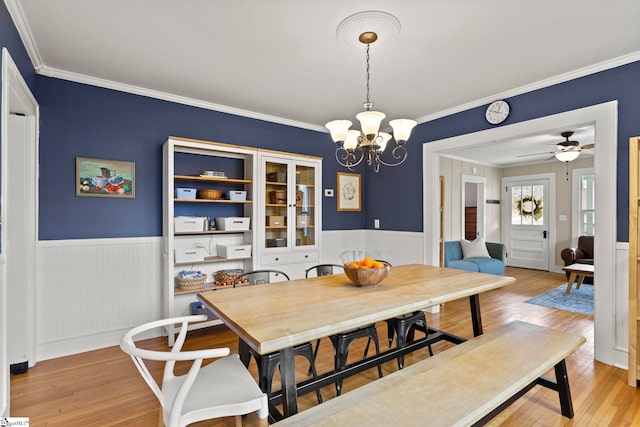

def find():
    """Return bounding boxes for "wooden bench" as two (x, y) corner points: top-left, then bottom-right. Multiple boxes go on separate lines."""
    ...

(273, 321), (585, 426)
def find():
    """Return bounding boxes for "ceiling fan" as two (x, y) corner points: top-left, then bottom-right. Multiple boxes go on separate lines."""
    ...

(517, 131), (595, 162)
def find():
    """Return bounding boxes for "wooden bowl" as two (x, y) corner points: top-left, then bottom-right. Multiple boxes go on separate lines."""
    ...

(343, 264), (390, 287)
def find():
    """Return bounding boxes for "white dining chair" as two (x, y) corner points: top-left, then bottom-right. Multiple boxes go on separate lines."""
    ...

(120, 315), (268, 427)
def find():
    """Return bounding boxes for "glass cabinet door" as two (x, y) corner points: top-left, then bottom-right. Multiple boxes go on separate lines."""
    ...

(295, 163), (315, 247)
(263, 158), (318, 251)
(264, 160), (289, 250)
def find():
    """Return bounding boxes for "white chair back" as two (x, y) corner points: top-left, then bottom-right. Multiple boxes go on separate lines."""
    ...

(120, 315), (268, 427)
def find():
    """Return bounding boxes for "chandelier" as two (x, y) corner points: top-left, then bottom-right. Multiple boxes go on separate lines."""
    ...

(325, 12), (416, 173)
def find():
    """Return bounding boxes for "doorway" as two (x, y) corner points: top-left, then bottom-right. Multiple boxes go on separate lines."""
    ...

(1, 47), (39, 415)
(423, 101), (620, 367)
(462, 175), (485, 240)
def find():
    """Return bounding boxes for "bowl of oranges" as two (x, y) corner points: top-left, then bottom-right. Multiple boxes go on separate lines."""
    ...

(343, 257), (390, 287)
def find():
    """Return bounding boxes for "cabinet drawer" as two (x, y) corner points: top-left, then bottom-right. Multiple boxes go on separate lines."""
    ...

(261, 251), (318, 266)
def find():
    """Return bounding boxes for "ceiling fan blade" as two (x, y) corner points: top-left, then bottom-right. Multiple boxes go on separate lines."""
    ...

(516, 151), (555, 158)
(579, 143), (595, 150)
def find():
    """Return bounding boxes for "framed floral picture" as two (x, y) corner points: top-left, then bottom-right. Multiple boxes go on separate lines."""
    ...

(76, 157), (135, 198)
(337, 172), (361, 211)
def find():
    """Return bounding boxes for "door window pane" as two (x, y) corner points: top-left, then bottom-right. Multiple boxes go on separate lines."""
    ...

(511, 184), (544, 226)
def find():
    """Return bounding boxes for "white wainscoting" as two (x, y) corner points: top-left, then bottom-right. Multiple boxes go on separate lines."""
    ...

(31, 233), (630, 370)
(613, 242), (629, 368)
(320, 230), (425, 266)
(36, 237), (162, 361)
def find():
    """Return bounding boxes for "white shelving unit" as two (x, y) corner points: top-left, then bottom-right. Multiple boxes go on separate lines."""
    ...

(163, 137), (258, 344)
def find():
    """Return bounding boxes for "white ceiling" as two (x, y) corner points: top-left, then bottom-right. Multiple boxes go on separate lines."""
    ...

(7, 0), (640, 165)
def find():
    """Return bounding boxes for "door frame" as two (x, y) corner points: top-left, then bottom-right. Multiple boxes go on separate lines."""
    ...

(1, 47), (39, 415)
(461, 174), (486, 240)
(500, 173), (556, 271)
(423, 101), (619, 366)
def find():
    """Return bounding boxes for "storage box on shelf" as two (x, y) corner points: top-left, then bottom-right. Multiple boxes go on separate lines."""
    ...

(227, 190), (247, 200)
(217, 243), (252, 259)
(216, 217), (250, 231)
(163, 137), (258, 345)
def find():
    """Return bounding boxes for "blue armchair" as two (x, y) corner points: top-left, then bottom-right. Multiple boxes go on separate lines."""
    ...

(444, 240), (506, 275)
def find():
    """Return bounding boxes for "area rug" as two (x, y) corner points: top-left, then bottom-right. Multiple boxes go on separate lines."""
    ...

(525, 283), (593, 315)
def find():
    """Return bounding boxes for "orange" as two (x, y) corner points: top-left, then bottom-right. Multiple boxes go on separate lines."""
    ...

(372, 261), (385, 269)
(362, 257), (375, 268)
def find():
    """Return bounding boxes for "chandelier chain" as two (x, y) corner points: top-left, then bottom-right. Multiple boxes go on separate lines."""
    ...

(365, 43), (371, 106)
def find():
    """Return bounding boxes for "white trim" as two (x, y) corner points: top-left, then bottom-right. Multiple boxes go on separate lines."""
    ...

(500, 173), (557, 271)
(4, 0), (638, 132)
(1, 46), (39, 415)
(423, 101), (619, 367)
(3, 0), (45, 73)
(37, 236), (161, 248)
(415, 51), (640, 124)
(38, 66), (327, 133)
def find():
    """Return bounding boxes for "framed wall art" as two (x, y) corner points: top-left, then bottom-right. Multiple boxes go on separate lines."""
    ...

(337, 172), (361, 211)
(76, 157), (135, 198)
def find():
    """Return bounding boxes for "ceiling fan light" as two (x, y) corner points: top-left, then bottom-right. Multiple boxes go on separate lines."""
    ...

(389, 119), (417, 143)
(325, 120), (352, 143)
(555, 149), (580, 162)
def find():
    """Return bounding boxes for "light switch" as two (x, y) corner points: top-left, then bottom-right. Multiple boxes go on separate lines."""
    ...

(559, 215), (567, 221)
(374, 219), (380, 229)
(324, 189), (334, 197)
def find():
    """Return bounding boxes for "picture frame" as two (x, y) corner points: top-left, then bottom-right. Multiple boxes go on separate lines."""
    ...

(337, 172), (361, 211)
(76, 157), (135, 198)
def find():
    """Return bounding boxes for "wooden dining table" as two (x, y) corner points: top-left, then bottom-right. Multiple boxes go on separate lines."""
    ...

(198, 263), (515, 419)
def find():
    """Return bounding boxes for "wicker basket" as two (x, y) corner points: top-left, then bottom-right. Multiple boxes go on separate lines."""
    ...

(216, 269), (244, 285)
(197, 189), (222, 200)
(176, 274), (207, 290)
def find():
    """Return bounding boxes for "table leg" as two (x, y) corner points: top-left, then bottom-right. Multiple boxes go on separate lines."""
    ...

(554, 359), (575, 418)
(238, 337), (251, 367)
(565, 272), (578, 294)
(279, 346), (298, 417)
(469, 294), (483, 337)
(575, 275), (586, 290)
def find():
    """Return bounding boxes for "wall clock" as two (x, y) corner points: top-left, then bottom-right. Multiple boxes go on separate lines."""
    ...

(485, 100), (510, 125)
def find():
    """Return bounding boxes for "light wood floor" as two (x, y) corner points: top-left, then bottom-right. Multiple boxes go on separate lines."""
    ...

(10, 267), (640, 426)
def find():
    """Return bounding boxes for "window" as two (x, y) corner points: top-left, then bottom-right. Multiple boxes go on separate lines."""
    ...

(511, 184), (544, 226)
(578, 173), (595, 236)
(572, 167), (595, 239)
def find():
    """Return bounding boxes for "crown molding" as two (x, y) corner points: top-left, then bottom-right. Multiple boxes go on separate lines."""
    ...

(37, 65), (327, 133)
(5, 0), (638, 135)
(416, 50), (640, 125)
(4, 0), (45, 72)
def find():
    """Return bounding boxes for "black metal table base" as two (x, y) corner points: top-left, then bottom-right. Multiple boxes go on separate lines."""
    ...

(266, 327), (464, 421)
(262, 295), (483, 421)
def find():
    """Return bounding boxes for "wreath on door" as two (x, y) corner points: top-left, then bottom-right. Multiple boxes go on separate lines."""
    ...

(515, 195), (543, 221)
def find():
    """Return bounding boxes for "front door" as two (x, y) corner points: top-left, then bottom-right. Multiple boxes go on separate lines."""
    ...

(502, 177), (550, 270)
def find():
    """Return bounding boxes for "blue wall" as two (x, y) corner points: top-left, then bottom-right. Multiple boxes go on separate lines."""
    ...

(2, 3), (639, 242)
(365, 60), (640, 242)
(35, 77), (366, 239)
